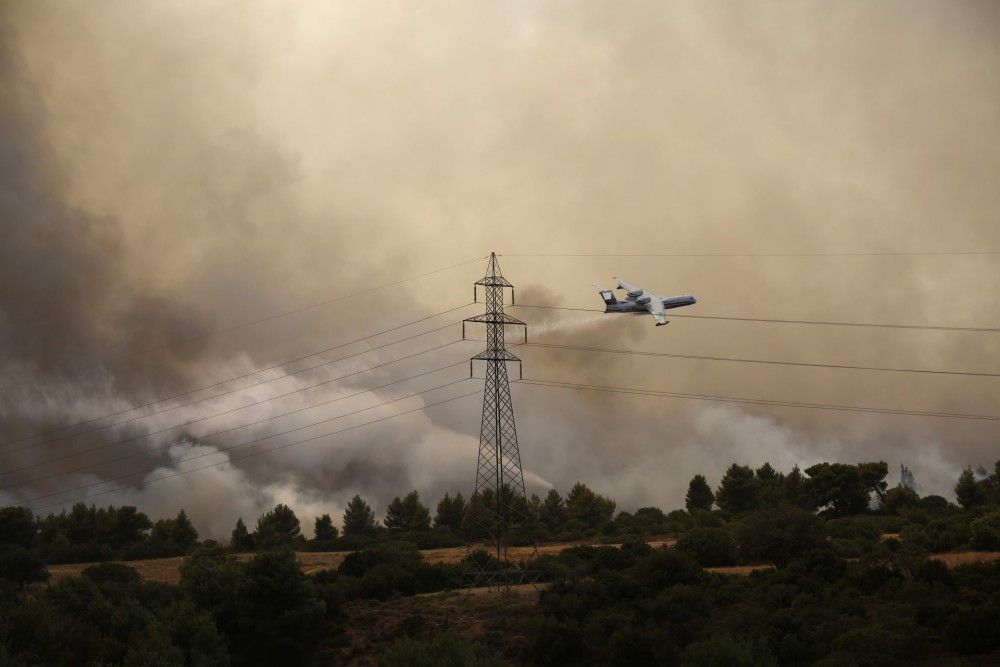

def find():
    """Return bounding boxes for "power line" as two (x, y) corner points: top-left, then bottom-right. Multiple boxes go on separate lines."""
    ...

(512, 303), (1000, 333)
(525, 342), (1000, 378)
(0, 315), (471, 458)
(518, 378), (1000, 421)
(171, 257), (482, 340)
(505, 251), (1000, 257)
(0, 303), (474, 451)
(5, 357), (470, 482)
(22, 380), (482, 513)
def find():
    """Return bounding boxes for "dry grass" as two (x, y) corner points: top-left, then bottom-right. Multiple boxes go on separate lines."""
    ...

(47, 556), (188, 585)
(706, 564), (774, 575)
(51, 537), (990, 586)
(46, 538), (677, 585)
(333, 585), (540, 664)
(929, 551), (1000, 568)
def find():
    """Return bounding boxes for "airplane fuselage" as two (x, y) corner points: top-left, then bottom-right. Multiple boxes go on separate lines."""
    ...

(604, 294), (697, 313)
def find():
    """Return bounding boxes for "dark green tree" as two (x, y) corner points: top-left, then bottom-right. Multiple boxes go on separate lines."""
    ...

(230, 517), (254, 551)
(676, 527), (736, 566)
(384, 491), (432, 532)
(782, 465), (812, 508)
(715, 464), (760, 515)
(806, 461), (889, 516)
(229, 550), (326, 665)
(539, 489), (567, 533)
(254, 504), (302, 548)
(805, 461), (888, 515)
(0, 507), (36, 548)
(433, 493), (467, 531)
(565, 483), (616, 532)
(755, 462), (786, 507)
(108, 506), (152, 549)
(685, 474), (715, 512)
(956, 467), (987, 509)
(883, 486), (920, 515)
(172, 509), (199, 551)
(736, 506), (827, 566)
(313, 514), (338, 541)
(0, 546), (49, 587)
(342, 495), (377, 536)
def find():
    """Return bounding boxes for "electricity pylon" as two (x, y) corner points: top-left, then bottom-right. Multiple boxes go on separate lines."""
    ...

(462, 252), (535, 589)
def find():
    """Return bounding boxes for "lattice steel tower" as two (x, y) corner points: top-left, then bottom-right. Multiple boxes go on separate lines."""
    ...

(463, 252), (530, 585)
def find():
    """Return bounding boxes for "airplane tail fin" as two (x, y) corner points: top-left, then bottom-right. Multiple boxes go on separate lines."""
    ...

(594, 285), (617, 308)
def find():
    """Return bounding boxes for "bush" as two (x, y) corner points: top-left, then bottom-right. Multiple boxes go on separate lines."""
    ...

(81, 562), (140, 587)
(969, 510), (1000, 550)
(680, 634), (777, 666)
(676, 527), (736, 567)
(381, 632), (504, 667)
(736, 507), (826, 566)
(0, 547), (48, 587)
(945, 605), (1000, 655)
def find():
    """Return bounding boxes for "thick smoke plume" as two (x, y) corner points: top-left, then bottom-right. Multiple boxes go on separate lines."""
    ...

(1, 1), (998, 538)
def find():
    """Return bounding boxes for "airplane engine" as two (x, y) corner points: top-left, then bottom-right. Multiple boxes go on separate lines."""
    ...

(635, 295), (651, 305)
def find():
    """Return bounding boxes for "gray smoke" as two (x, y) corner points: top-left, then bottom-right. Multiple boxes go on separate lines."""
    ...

(1, 1), (998, 538)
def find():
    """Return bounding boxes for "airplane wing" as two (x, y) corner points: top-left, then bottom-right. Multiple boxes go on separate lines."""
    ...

(646, 297), (668, 326)
(614, 277), (644, 297)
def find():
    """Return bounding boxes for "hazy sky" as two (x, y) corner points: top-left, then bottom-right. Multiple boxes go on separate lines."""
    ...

(1, 1), (998, 538)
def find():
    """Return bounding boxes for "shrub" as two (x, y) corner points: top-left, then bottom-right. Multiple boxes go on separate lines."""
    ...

(736, 507), (826, 566)
(969, 510), (1000, 550)
(882, 486), (920, 515)
(945, 605), (1000, 655)
(81, 562), (140, 587)
(681, 634), (777, 666)
(0, 547), (48, 587)
(676, 527), (736, 567)
(381, 632), (504, 667)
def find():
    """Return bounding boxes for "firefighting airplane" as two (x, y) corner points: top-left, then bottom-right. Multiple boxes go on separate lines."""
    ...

(594, 278), (697, 326)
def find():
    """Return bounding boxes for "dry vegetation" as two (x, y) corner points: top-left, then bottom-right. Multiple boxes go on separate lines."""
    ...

(929, 551), (1000, 568)
(46, 538), (998, 586)
(47, 538), (678, 585)
(330, 586), (541, 665)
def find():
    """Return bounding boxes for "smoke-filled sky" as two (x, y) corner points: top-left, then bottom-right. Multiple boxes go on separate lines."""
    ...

(1, 1), (998, 538)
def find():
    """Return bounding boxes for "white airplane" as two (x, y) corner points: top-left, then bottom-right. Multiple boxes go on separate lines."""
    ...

(594, 278), (696, 326)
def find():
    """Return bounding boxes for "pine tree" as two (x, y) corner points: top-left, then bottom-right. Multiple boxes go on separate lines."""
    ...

(565, 483), (615, 532)
(433, 493), (466, 531)
(956, 467), (987, 509)
(231, 517), (253, 551)
(313, 514), (338, 541)
(539, 489), (566, 533)
(254, 504), (302, 547)
(172, 509), (199, 551)
(715, 464), (760, 515)
(342, 495), (376, 536)
(685, 475), (715, 512)
(384, 491), (431, 532)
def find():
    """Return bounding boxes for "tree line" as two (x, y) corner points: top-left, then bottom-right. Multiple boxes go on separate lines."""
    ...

(1, 459), (998, 580)
(0, 459), (998, 664)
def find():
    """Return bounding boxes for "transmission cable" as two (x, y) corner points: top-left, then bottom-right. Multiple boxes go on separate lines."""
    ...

(0, 322), (465, 458)
(517, 378), (1000, 421)
(20, 377), (480, 512)
(524, 341), (999, 378)
(4, 356), (471, 482)
(0, 302), (474, 451)
(512, 303), (1000, 333)
(504, 251), (1000, 257)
